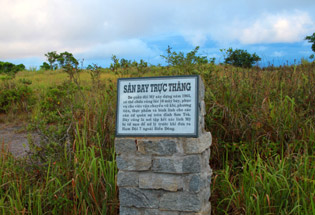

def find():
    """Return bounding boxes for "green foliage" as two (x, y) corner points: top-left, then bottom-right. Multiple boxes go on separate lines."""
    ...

(120, 58), (131, 69)
(40, 62), (51, 70)
(57, 51), (79, 68)
(222, 48), (261, 68)
(110, 55), (121, 75)
(161, 46), (209, 74)
(0, 53), (314, 214)
(38, 81), (79, 123)
(44, 51), (79, 71)
(88, 64), (101, 89)
(204, 65), (315, 213)
(44, 51), (80, 82)
(0, 61), (25, 75)
(135, 59), (148, 74)
(18, 78), (32, 85)
(0, 126), (118, 214)
(0, 81), (35, 113)
(213, 152), (315, 214)
(29, 81), (83, 164)
(305, 32), (315, 59)
(45, 51), (59, 70)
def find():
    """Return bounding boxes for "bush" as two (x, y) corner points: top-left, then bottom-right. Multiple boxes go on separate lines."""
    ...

(0, 81), (35, 113)
(39, 81), (80, 123)
(222, 48), (261, 68)
(0, 61), (25, 75)
(305, 32), (315, 59)
(40, 62), (50, 70)
(161, 46), (209, 74)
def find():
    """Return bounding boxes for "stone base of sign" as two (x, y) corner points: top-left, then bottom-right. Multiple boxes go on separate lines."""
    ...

(115, 76), (212, 214)
(115, 132), (212, 214)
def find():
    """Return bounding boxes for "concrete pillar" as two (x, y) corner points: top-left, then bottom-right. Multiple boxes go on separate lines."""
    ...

(115, 77), (212, 214)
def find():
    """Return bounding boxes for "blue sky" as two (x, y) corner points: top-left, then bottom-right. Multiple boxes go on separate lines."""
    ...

(1, 0), (315, 68)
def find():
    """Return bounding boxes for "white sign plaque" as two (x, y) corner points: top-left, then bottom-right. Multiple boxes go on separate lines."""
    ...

(116, 75), (199, 137)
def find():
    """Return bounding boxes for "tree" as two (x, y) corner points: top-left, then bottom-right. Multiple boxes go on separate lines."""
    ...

(57, 51), (79, 68)
(120, 58), (131, 74)
(45, 51), (59, 70)
(44, 51), (79, 70)
(0, 61), (25, 75)
(137, 59), (148, 74)
(110, 55), (120, 74)
(44, 51), (80, 82)
(40, 62), (50, 70)
(58, 52), (79, 82)
(305, 32), (315, 59)
(120, 58), (131, 69)
(161, 46), (208, 73)
(222, 48), (261, 68)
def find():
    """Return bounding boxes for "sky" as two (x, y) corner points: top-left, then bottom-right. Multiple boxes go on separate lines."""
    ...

(0, 0), (315, 68)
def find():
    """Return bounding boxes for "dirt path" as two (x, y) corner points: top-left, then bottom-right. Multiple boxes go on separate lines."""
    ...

(0, 124), (39, 157)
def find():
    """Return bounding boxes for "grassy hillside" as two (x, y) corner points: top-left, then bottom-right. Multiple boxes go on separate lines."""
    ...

(0, 63), (314, 214)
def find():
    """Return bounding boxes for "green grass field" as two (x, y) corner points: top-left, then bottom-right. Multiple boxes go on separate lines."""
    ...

(0, 63), (315, 214)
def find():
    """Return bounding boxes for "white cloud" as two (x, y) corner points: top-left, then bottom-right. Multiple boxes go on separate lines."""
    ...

(82, 39), (158, 60)
(181, 31), (208, 47)
(272, 51), (285, 57)
(0, 0), (315, 65)
(237, 11), (315, 44)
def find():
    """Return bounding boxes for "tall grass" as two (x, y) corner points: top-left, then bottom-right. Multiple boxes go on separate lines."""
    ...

(205, 64), (315, 214)
(0, 73), (119, 214)
(0, 130), (118, 214)
(0, 63), (314, 214)
(212, 150), (315, 214)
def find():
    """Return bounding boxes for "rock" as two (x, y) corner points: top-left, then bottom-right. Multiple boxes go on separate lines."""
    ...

(119, 188), (162, 209)
(139, 173), (183, 191)
(115, 138), (137, 154)
(117, 171), (139, 187)
(159, 192), (203, 212)
(152, 155), (202, 174)
(117, 154), (152, 171)
(137, 139), (178, 155)
(182, 132), (211, 154)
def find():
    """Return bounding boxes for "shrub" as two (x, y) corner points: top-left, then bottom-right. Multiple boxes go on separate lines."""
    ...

(0, 81), (35, 113)
(0, 61), (25, 75)
(222, 48), (261, 68)
(39, 81), (79, 123)
(305, 32), (315, 59)
(161, 46), (208, 74)
(40, 62), (51, 70)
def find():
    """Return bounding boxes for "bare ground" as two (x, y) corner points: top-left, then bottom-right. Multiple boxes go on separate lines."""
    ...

(0, 124), (39, 157)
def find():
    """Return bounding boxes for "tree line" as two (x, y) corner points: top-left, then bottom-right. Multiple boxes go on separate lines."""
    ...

(0, 61), (25, 75)
(2, 33), (314, 74)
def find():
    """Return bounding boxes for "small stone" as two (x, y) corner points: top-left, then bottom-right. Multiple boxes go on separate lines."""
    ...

(117, 154), (152, 171)
(117, 171), (139, 187)
(137, 139), (178, 155)
(180, 202), (211, 215)
(182, 155), (201, 173)
(183, 171), (211, 193)
(152, 157), (179, 173)
(189, 175), (202, 193)
(115, 138), (137, 154)
(152, 155), (201, 174)
(159, 192), (203, 212)
(139, 173), (183, 191)
(119, 188), (162, 208)
(183, 132), (212, 154)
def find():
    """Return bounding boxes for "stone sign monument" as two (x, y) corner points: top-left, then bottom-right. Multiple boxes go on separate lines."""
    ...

(115, 75), (212, 214)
